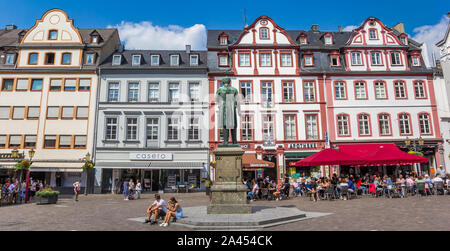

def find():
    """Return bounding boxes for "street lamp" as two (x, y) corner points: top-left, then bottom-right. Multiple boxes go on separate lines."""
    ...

(82, 152), (92, 196)
(11, 148), (19, 158)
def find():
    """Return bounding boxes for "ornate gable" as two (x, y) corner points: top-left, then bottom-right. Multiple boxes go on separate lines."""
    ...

(347, 17), (402, 46)
(21, 9), (82, 44)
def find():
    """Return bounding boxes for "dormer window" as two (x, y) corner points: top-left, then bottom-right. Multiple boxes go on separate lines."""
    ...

(132, 55), (141, 66)
(369, 29), (378, 40)
(5, 53), (15, 64)
(170, 55), (179, 66)
(330, 54), (340, 66)
(190, 55), (199, 66)
(85, 53), (95, 64)
(48, 30), (58, 40)
(300, 37), (307, 45)
(92, 36), (98, 43)
(324, 34), (332, 45)
(112, 55), (121, 65)
(412, 52), (421, 66)
(220, 36), (228, 45)
(219, 54), (228, 67)
(260, 28), (269, 39)
(400, 35), (408, 45)
(151, 55), (160, 66)
(304, 53), (314, 66)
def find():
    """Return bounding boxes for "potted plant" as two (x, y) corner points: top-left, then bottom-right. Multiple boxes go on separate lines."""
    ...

(36, 188), (60, 205)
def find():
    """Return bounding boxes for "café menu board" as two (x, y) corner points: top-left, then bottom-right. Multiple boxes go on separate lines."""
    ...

(129, 153), (173, 161)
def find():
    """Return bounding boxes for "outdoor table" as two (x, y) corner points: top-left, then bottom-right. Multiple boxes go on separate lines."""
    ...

(177, 185), (187, 193)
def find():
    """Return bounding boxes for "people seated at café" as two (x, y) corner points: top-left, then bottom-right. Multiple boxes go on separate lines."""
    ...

(248, 180), (259, 202)
(292, 179), (301, 197)
(272, 182), (283, 200)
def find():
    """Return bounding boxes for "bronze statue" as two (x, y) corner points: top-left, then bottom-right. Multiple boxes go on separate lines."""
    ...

(215, 77), (241, 146)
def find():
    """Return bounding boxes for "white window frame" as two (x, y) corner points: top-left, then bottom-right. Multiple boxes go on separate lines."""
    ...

(190, 55), (199, 66)
(167, 117), (180, 141)
(394, 81), (406, 98)
(280, 53), (292, 67)
(371, 52), (382, 65)
(148, 82), (160, 102)
(284, 115), (297, 140)
(126, 117), (138, 141)
(399, 114), (411, 135)
(354, 81), (367, 99)
(128, 82), (139, 102)
(334, 81), (346, 99)
(168, 82), (180, 102)
(239, 53), (250, 66)
(241, 115), (253, 141)
(282, 82), (294, 102)
(170, 55), (179, 66)
(105, 117), (118, 140)
(351, 52), (362, 65)
(337, 115), (350, 136)
(374, 81), (387, 99)
(132, 55), (141, 66)
(112, 55), (121, 65)
(151, 55), (160, 66)
(391, 52), (402, 65)
(260, 53), (271, 66)
(378, 114), (391, 136)
(419, 113), (431, 134)
(108, 82), (120, 102)
(358, 114), (370, 136)
(306, 115), (318, 139)
(414, 81), (426, 99)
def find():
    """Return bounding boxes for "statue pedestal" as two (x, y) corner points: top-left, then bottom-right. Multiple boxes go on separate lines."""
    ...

(207, 146), (252, 214)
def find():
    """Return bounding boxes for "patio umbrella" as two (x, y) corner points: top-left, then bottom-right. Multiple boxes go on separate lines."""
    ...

(295, 148), (366, 167)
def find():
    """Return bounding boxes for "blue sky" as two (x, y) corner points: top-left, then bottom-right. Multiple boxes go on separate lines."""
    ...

(1, 0), (448, 59)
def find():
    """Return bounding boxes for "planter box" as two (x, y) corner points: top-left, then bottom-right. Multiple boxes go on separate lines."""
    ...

(37, 194), (58, 205)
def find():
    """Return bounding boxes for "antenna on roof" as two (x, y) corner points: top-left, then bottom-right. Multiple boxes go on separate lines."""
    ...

(244, 8), (248, 28)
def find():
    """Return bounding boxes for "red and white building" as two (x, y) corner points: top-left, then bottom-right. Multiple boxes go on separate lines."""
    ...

(207, 16), (442, 180)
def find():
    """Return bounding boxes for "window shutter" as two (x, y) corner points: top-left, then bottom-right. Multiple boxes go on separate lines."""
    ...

(0, 135), (6, 145)
(25, 135), (37, 143)
(75, 136), (87, 146)
(0, 107), (10, 118)
(79, 79), (91, 90)
(59, 135), (72, 146)
(27, 107), (40, 118)
(16, 79), (29, 90)
(50, 79), (62, 90)
(47, 107), (59, 118)
(64, 79), (76, 89)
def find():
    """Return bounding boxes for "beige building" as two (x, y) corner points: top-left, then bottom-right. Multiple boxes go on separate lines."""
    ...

(0, 9), (120, 191)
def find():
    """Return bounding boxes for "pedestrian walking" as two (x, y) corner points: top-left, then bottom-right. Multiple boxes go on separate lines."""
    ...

(73, 180), (81, 201)
(123, 179), (129, 200)
(136, 180), (142, 200)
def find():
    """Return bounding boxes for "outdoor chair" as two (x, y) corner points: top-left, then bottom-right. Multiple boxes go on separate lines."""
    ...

(416, 183), (427, 196)
(261, 188), (269, 200)
(348, 187), (357, 199)
(325, 185), (335, 200)
(340, 186), (349, 200)
(280, 186), (290, 200)
(434, 181), (444, 195)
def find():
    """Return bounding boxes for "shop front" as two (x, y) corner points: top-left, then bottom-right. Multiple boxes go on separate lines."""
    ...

(284, 152), (316, 177)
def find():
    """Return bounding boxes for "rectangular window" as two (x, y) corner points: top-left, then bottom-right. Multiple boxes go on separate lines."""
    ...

(284, 115), (297, 140)
(282, 82), (294, 102)
(5, 54), (15, 64)
(61, 107), (74, 119)
(132, 55), (141, 66)
(304, 81), (315, 102)
(304, 55), (313, 66)
(85, 53), (95, 64)
(112, 55), (121, 65)
(351, 52), (362, 65)
(151, 55), (159, 66)
(108, 82), (119, 102)
(44, 135), (57, 148)
(2, 79), (14, 91)
(262, 115), (274, 140)
(27, 107), (40, 119)
(220, 37), (227, 45)
(128, 82), (139, 102)
(16, 79), (29, 91)
(188, 117), (200, 140)
(280, 53), (292, 66)
(419, 114), (431, 134)
(50, 79), (62, 91)
(79, 79), (91, 91)
(189, 82), (200, 101)
(399, 114), (411, 135)
(219, 55), (228, 66)
(261, 81), (273, 106)
(126, 118), (138, 140)
(190, 55), (199, 66)
(24, 135), (36, 148)
(0, 107), (10, 119)
(331, 55), (339, 66)
(391, 52), (402, 65)
(260, 53), (271, 66)
(76, 107), (88, 119)
(9, 135), (22, 148)
(378, 114), (391, 136)
(168, 83), (179, 102)
(324, 36), (332, 45)
(148, 82), (160, 102)
(64, 79), (76, 91)
(374, 81), (387, 99)
(334, 81), (346, 99)
(167, 117), (180, 141)
(240, 82), (252, 102)
(62, 53), (72, 64)
(354, 81), (367, 99)
(371, 52), (382, 65)
(59, 135), (72, 148)
(106, 118), (118, 140)
(146, 118), (159, 143)
(394, 81), (406, 99)
(414, 81), (426, 98)
(300, 37), (307, 45)
(358, 114), (370, 136)
(31, 79), (43, 91)
(170, 55), (179, 66)
(12, 107), (25, 119)
(45, 53), (55, 64)
(47, 106), (59, 119)
(28, 53), (38, 64)
(337, 115), (350, 136)
(241, 115), (253, 141)
(48, 30), (58, 40)
(306, 115), (318, 139)
(239, 53), (250, 66)
(369, 29), (377, 39)
(412, 57), (420, 66)
(260, 28), (269, 39)
(74, 135), (87, 148)
(0, 135), (6, 148)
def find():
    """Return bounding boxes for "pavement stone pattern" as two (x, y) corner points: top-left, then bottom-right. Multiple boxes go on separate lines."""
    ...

(0, 192), (449, 231)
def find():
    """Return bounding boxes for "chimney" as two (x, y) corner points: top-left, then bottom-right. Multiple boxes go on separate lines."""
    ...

(6, 24), (17, 30)
(393, 22), (405, 34)
(338, 26), (343, 32)
(311, 24), (319, 32)
(186, 44), (191, 54)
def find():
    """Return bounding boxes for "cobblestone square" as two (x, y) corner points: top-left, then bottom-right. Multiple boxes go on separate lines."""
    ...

(1, 192), (449, 231)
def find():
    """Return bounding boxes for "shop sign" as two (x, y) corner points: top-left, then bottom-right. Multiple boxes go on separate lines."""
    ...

(129, 153), (173, 161)
(288, 143), (317, 149)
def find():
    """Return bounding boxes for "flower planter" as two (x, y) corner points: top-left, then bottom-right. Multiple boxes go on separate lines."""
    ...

(37, 194), (58, 205)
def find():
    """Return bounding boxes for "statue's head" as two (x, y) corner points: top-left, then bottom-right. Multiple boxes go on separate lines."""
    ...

(222, 77), (231, 87)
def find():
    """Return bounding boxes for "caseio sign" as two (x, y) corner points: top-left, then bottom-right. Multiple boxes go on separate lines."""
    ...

(130, 153), (173, 161)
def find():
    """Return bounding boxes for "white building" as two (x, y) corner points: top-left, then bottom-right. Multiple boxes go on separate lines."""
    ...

(0, 9), (120, 191)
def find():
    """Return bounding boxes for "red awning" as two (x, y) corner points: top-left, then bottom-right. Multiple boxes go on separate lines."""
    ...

(338, 144), (428, 166)
(295, 148), (365, 167)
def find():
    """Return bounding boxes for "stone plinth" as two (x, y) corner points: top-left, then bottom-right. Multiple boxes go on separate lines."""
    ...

(207, 146), (252, 214)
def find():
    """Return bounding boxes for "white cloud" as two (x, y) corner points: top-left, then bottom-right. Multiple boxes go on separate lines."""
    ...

(343, 25), (358, 31)
(109, 21), (207, 50)
(412, 15), (449, 61)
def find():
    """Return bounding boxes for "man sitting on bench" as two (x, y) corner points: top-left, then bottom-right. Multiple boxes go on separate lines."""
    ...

(144, 194), (167, 224)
